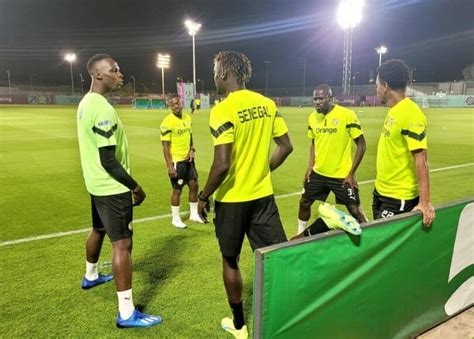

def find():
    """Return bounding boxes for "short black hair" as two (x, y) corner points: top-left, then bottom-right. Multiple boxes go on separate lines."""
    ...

(377, 59), (411, 90)
(314, 84), (333, 97)
(214, 50), (252, 84)
(86, 54), (112, 75)
(167, 93), (181, 101)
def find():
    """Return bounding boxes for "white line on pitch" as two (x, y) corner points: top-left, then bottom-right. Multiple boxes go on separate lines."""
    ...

(1, 162), (473, 248)
(0, 212), (191, 247)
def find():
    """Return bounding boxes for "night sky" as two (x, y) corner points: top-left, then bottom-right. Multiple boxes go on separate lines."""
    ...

(0, 0), (473, 91)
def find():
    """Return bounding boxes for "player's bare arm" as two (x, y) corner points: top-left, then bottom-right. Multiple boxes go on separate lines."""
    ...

(198, 143), (233, 222)
(412, 149), (435, 226)
(270, 133), (293, 172)
(343, 135), (366, 192)
(162, 141), (177, 177)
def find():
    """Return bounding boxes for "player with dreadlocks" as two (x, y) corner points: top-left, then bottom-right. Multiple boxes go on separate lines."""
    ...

(198, 50), (293, 338)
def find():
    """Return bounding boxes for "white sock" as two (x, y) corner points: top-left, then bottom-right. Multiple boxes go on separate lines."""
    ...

(85, 260), (98, 281)
(171, 205), (181, 220)
(189, 202), (198, 217)
(298, 219), (308, 233)
(117, 289), (135, 320)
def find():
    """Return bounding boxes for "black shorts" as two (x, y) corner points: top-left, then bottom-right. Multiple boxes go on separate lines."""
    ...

(170, 160), (198, 190)
(372, 189), (419, 220)
(213, 195), (287, 257)
(91, 191), (133, 242)
(302, 171), (360, 206)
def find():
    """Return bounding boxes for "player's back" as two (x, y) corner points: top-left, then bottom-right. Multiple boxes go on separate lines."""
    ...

(209, 89), (288, 203)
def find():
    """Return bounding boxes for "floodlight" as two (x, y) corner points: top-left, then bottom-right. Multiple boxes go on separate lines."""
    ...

(64, 53), (76, 63)
(64, 53), (76, 93)
(375, 46), (388, 55)
(184, 19), (202, 97)
(185, 19), (201, 36)
(337, 0), (364, 94)
(376, 45), (388, 66)
(157, 54), (171, 96)
(337, 0), (364, 30)
(157, 54), (170, 69)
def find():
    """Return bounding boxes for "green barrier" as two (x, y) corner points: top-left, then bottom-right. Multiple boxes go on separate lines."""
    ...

(55, 95), (83, 104)
(253, 200), (474, 338)
(132, 98), (166, 109)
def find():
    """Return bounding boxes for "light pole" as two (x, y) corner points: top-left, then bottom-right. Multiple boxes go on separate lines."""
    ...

(298, 57), (306, 98)
(185, 19), (201, 98)
(337, 0), (364, 94)
(410, 68), (416, 85)
(130, 76), (136, 96)
(79, 73), (84, 94)
(6, 70), (11, 96)
(30, 73), (36, 91)
(157, 53), (170, 96)
(264, 60), (271, 95)
(197, 79), (204, 93)
(375, 45), (388, 67)
(64, 53), (76, 94)
(352, 71), (359, 95)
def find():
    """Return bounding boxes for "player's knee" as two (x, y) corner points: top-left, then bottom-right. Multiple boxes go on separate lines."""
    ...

(92, 228), (106, 237)
(112, 237), (132, 252)
(173, 188), (183, 196)
(223, 255), (239, 269)
(188, 180), (198, 192)
(299, 198), (312, 209)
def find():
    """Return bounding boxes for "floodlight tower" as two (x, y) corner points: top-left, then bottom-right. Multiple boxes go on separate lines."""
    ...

(6, 70), (11, 96)
(375, 45), (388, 67)
(299, 57), (307, 98)
(185, 19), (201, 97)
(79, 73), (84, 94)
(157, 54), (170, 96)
(130, 76), (136, 96)
(337, 0), (364, 94)
(264, 60), (271, 95)
(410, 68), (416, 85)
(64, 53), (77, 94)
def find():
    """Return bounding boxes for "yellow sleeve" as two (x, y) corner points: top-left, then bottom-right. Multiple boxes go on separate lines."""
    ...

(272, 110), (288, 138)
(346, 109), (363, 139)
(307, 113), (315, 139)
(209, 106), (234, 145)
(160, 116), (171, 142)
(402, 111), (428, 151)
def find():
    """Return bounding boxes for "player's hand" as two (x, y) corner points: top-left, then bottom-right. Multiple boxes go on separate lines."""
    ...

(168, 166), (177, 178)
(132, 185), (146, 206)
(303, 169), (312, 183)
(186, 149), (195, 162)
(343, 174), (358, 192)
(412, 201), (436, 227)
(197, 191), (211, 223)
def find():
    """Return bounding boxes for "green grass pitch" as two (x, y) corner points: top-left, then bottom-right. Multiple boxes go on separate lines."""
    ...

(0, 105), (473, 337)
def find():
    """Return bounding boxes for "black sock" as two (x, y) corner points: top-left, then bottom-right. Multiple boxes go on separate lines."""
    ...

(229, 301), (245, 329)
(303, 218), (330, 236)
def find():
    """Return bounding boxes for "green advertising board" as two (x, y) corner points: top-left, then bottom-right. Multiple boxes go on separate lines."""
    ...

(132, 98), (166, 109)
(253, 200), (473, 338)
